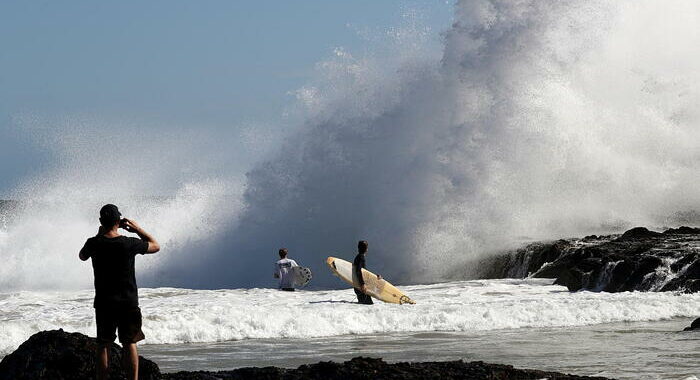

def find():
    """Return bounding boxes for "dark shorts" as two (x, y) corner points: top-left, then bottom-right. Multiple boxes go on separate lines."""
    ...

(95, 306), (145, 345)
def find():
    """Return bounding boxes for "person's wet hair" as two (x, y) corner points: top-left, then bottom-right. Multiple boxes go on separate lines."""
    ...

(278, 248), (288, 258)
(358, 240), (368, 253)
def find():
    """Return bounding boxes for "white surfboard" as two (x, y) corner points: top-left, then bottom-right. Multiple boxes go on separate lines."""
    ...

(292, 266), (312, 288)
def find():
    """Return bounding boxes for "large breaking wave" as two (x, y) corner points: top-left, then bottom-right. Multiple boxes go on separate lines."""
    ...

(1, 0), (699, 289)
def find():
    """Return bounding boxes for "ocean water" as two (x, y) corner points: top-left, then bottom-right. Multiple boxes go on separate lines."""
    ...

(1, 279), (698, 379)
(140, 319), (699, 380)
(1, 4), (700, 379)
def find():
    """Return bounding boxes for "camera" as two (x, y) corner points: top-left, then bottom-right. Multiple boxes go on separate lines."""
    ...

(119, 218), (129, 229)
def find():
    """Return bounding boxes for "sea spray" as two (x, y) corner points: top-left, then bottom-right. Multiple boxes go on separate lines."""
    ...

(1, 1), (700, 289)
(0, 121), (245, 290)
(192, 0), (700, 287)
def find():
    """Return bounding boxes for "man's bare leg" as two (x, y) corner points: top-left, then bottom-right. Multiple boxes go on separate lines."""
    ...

(96, 345), (109, 380)
(122, 343), (139, 380)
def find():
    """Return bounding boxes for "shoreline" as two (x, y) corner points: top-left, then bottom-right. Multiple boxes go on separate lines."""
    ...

(1, 294), (698, 379)
(0, 330), (613, 380)
(161, 357), (611, 380)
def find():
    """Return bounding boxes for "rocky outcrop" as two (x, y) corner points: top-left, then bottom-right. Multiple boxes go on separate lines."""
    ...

(0, 329), (160, 380)
(0, 331), (612, 380)
(615, 227), (662, 240)
(484, 227), (700, 293)
(162, 357), (611, 380)
(481, 240), (572, 279)
(664, 226), (700, 235)
(684, 317), (700, 331)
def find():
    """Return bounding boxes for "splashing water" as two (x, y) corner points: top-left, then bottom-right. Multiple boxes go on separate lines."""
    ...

(1, 0), (700, 289)
(1, 279), (698, 357)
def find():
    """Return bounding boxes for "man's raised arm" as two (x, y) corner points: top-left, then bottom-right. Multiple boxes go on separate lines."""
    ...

(124, 219), (160, 253)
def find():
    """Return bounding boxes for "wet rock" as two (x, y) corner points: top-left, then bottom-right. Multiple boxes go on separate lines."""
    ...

(491, 226), (700, 293)
(670, 252), (697, 272)
(661, 259), (700, 292)
(664, 226), (700, 235)
(684, 317), (700, 331)
(480, 240), (571, 279)
(553, 267), (588, 291)
(616, 227), (662, 241)
(0, 329), (160, 380)
(602, 260), (634, 292)
(162, 356), (612, 380)
(626, 255), (663, 291)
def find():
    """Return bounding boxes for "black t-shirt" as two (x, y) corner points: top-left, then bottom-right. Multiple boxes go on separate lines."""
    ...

(81, 235), (149, 308)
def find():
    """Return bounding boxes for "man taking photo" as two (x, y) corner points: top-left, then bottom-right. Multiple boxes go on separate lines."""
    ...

(79, 204), (160, 380)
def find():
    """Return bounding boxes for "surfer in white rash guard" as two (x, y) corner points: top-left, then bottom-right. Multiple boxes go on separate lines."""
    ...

(274, 248), (299, 291)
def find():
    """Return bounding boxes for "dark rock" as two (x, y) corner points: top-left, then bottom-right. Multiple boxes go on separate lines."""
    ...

(477, 240), (573, 280)
(0, 329), (160, 380)
(623, 255), (663, 291)
(684, 317), (700, 331)
(686, 280), (700, 292)
(670, 252), (696, 272)
(491, 226), (700, 293)
(616, 227), (662, 241)
(664, 226), (700, 235)
(525, 241), (568, 275)
(682, 259), (700, 279)
(554, 267), (588, 291)
(661, 278), (700, 293)
(162, 357), (612, 380)
(661, 259), (700, 292)
(602, 260), (634, 292)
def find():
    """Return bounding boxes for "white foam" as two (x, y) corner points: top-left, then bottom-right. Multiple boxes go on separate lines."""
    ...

(1, 279), (698, 357)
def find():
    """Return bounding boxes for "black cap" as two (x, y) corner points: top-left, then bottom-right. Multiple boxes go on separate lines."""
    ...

(99, 204), (122, 226)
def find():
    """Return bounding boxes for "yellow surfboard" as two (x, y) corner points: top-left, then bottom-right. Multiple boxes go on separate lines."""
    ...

(326, 256), (415, 304)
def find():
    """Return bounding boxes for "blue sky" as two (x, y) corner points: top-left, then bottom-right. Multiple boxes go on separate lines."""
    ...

(0, 1), (452, 196)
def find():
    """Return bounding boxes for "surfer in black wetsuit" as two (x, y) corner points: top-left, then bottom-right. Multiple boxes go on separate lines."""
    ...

(353, 240), (380, 305)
